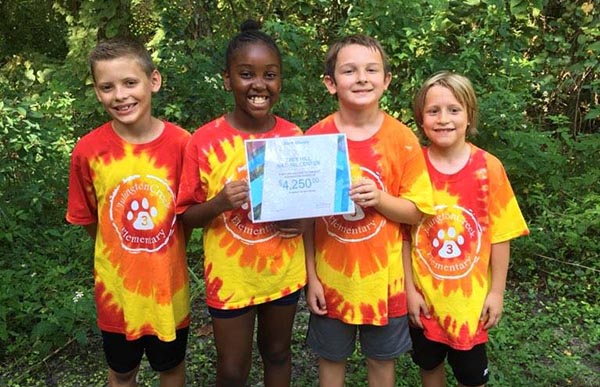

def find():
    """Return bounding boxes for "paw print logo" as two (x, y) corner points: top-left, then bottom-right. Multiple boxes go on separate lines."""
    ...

(127, 198), (158, 230)
(432, 227), (464, 259)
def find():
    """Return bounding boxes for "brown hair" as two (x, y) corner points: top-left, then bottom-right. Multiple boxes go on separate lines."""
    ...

(323, 34), (390, 80)
(88, 37), (155, 81)
(413, 71), (479, 135)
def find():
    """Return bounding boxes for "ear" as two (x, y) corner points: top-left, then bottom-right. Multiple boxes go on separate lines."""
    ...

(323, 75), (337, 95)
(93, 85), (102, 102)
(383, 72), (392, 90)
(223, 71), (231, 91)
(150, 70), (162, 92)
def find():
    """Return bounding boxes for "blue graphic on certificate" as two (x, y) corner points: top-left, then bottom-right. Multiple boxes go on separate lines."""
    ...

(244, 134), (354, 223)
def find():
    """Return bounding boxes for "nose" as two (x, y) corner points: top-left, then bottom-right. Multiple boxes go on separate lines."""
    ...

(252, 77), (267, 90)
(114, 85), (128, 100)
(357, 69), (368, 83)
(438, 109), (450, 124)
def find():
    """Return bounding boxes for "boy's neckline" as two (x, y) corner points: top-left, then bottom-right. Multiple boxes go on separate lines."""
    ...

(110, 117), (165, 144)
(332, 110), (384, 141)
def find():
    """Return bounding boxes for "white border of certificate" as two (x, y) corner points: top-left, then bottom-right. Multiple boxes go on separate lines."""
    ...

(244, 134), (354, 223)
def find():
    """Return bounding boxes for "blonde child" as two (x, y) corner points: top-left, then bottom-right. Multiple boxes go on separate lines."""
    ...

(404, 71), (529, 387)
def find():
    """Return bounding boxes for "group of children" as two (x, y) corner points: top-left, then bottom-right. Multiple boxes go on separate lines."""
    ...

(66, 19), (528, 387)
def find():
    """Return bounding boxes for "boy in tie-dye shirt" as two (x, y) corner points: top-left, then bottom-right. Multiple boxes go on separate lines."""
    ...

(66, 37), (190, 387)
(404, 71), (529, 387)
(304, 34), (435, 387)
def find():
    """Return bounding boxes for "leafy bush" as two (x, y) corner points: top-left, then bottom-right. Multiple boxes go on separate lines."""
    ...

(0, 79), (96, 361)
(0, 2), (598, 385)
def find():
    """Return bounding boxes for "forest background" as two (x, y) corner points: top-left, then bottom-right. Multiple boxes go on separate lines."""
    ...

(0, 0), (598, 386)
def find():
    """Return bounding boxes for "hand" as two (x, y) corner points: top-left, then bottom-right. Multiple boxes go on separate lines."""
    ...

(481, 291), (504, 329)
(349, 178), (380, 208)
(306, 278), (327, 315)
(407, 289), (430, 328)
(275, 219), (304, 238)
(215, 180), (248, 211)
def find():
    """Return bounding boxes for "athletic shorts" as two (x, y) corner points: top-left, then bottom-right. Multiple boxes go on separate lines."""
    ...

(306, 314), (411, 361)
(208, 289), (301, 319)
(410, 327), (489, 386)
(102, 327), (188, 373)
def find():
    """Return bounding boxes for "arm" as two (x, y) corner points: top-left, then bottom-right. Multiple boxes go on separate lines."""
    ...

(402, 233), (429, 328)
(304, 219), (327, 315)
(83, 223), (97, 240)
(182, 220), (194, 247)
(481, 241), (510, 329)
(350, 178), (423, 225)
(180, 180), (248, 229)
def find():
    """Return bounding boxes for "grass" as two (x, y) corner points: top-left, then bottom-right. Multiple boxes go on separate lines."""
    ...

(1, 234), (599, 386)
(1, 283), (598, 387)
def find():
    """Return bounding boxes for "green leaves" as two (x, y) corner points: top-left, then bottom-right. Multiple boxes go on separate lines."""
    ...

(0, 2), (598, 384)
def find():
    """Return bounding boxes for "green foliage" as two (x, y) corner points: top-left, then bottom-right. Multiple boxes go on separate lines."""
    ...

(0, 1), (599, 385)
(0, 0), (68, 62)
(0, 66), (96, 362)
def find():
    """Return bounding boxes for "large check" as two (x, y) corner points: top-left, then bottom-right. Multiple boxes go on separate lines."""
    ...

(244, 133), (354, 223)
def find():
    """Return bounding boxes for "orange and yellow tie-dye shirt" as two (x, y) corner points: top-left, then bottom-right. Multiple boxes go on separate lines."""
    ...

(306, 113), (435, 326)
(176, 116), (307, 310)
(66, 121), (191, 342)
(411, 144), (529, 350)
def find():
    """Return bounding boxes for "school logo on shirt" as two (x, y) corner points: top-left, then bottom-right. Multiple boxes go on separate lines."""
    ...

(222, 166), (278, 243)
(109, 174), (176, 253)
(323, 167), (385, 242)
(414, 204), (482, 279)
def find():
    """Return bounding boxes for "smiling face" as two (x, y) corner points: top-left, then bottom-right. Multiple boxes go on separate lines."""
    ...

(93, 56), (161, 131)
(421, 85), (469, 152)
(223, 41), (282, 132)
(324, 43), (391, 111)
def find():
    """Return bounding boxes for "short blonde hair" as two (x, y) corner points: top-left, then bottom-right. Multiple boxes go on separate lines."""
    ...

(413, 71), (478, 136)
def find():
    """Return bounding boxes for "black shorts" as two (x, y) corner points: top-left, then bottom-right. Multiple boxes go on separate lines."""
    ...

(102, 327), (189, 373)
(409, 327), (489, 387)
(208, 289), (301, 319)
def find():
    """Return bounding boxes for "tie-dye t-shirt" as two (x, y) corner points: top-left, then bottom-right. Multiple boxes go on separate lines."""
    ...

(176, 116), (307, 310)
(66, 121), (191, 342)
(306, 113), (435, 326)
(411, 144), (529, 350)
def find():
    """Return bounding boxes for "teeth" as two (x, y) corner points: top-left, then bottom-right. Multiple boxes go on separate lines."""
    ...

(115, 104), (134, 111)
(250, 96), (268, 103)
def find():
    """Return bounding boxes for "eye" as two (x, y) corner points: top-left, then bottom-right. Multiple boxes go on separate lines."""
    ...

(98, 84), (112, 92)
(265, 72), (279, 80)
(450, 106), (463, 114)
(425, 108), (438, 115)
(125, 80), (138, 87)
(239, 71), (253, 79)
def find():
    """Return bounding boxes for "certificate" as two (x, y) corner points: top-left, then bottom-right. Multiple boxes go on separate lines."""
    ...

(244, 133), (354, 223)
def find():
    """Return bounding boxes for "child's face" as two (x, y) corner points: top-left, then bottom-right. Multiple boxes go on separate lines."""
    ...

(421, 85), (469, 151)
(223, 42), (281, 129)
(324, 44), (391, 110)
(93, 56), (160, 129)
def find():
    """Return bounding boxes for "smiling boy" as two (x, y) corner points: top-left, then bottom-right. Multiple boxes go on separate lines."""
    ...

(304, 34), (435, 387)
(66, 37), (190, 387)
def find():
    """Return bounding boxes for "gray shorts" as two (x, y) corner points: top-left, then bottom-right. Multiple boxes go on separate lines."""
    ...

(306, 314), (411, 361)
